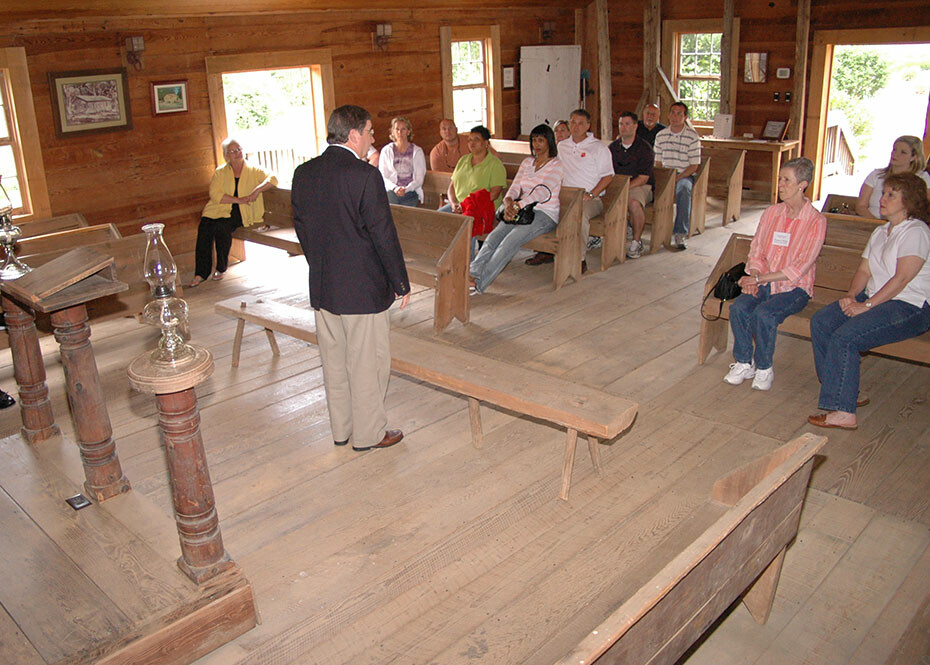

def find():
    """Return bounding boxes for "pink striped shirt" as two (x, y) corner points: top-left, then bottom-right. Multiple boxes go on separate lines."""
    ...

(746, 199), (826, 295)
(506, 157), (563, 221)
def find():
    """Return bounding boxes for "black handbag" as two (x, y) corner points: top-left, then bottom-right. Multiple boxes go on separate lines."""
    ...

(496, 183), (552, 226)
(701, 262), (745, 321)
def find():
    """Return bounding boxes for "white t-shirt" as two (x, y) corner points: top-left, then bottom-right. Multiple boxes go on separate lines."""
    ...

(558, 133), (613, 193)
(863, 168), (930, 218)
(863, 218), (930, 307)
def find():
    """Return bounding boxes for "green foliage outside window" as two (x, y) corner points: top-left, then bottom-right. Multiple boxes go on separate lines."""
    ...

(677, 32), (722, 122)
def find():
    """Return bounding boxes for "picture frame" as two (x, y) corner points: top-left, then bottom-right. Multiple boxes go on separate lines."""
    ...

(761, 119), (789, 141)
(744, 52), (768, 83)
(48, 68), (132, 138)
(502, 66), (515, 89)
(151, 80), (189, 116)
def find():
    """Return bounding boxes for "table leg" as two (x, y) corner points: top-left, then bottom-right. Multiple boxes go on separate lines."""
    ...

(157, 387), (234, 584)
(1, 295), (59, 443)
(770, 150), (780, 204)
(50, 304), (130, 502)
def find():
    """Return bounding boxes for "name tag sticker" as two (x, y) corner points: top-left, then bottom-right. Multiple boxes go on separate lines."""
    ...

(773, 231), (791, 247)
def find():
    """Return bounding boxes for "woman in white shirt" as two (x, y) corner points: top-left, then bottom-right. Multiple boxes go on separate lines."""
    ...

(378, 116), (426, 207)
(810, 173), (930, 429)
(855, 135), (930, 219)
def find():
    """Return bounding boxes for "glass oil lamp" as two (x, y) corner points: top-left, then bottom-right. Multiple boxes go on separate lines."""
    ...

(0, 176), (31, 280)
(141, 223), (194, 364)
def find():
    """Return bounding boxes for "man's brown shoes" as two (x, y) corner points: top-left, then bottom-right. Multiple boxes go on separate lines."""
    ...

(352, 429), (404, 451)
(525, 252), (554, 265)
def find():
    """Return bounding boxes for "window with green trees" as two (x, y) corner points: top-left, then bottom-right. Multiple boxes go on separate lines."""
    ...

(677, 32), (722, 122)
(451, 40), (488, 130)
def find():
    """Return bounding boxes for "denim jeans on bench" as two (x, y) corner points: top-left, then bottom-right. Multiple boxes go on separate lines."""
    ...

(729, 284), (810, 370)
(811, 291), (930, 413)
(470, 209), (557, 293)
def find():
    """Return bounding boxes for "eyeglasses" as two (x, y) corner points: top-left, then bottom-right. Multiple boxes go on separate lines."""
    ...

(227, 148), (243, 154)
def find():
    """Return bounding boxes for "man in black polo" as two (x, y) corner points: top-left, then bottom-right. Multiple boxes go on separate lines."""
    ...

(609, 111), (654, 259)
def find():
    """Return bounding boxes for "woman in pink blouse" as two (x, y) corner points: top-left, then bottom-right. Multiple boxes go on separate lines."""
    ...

(723, 157), (826, 390)
(469, 124), (562, 294)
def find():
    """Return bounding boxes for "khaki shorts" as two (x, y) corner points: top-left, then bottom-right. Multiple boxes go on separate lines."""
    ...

(629, 184), (654, 208)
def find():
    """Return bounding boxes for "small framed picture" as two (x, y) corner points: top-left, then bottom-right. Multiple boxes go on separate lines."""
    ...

(502, 66), (515, 89)
(744, 52), (768, 83)
(761, 119), (789, 141)
(151, 80), (189, 116)
(48, 68), (133, 138)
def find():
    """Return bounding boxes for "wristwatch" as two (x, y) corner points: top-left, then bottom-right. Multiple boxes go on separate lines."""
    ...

(865, 301), (872, 308)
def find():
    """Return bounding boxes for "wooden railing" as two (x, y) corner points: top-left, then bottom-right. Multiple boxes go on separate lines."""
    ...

(245, 147), (314, 185)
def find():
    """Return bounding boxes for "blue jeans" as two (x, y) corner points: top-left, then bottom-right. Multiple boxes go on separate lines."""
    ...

(387, 190), (419, 206)
(729, 285), (809, 369)
(811, 291), (930, 413)
(674, 175), (694, 235)
(470, 209), (557, 293)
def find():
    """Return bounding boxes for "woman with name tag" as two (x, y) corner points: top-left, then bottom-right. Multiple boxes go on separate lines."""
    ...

(723, 157), (826, 390)
(808, 172), (930, 430)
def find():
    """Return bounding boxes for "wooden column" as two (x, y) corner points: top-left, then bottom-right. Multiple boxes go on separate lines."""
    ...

(595, 0), (612, 140)
(643, 0), (661, 105)
(790, 0), (811, 143)
(129, 347), (236, 585)
(51, 304), (130, 501)
(1, 294), (58, 443)
(719, 0), (735, 115)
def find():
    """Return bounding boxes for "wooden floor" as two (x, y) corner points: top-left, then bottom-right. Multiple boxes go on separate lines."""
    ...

(1, 200), (928, 664)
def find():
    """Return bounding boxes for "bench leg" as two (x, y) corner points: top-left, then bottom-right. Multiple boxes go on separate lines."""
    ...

(264, 328), (280, 356)
(468, 397), (483, 449)
(587, 435), (603, 474)
(698, 317), (728, 364)
(560, 428), (579, 501)
(231, 319), (245, 368)
(742, 547), (786, 624)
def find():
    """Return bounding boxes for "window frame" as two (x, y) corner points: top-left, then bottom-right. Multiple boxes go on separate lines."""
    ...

(440, 26), (502, 136)
(0, 47), (51, 221)
(662, 19), (739, 128)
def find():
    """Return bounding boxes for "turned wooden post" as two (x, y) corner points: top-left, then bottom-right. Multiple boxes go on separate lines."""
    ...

(51, 304), (130, 501)
(1, 294), (59, 443)
(129, 347), (236, 585)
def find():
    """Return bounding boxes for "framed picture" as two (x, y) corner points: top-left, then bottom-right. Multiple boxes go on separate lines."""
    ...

(502, 66), (515, 89)
(48, 68), (132, 138)
(151, 80), (189, 116)
(744, 52), (768, 83)
(761, 119), (790, 141)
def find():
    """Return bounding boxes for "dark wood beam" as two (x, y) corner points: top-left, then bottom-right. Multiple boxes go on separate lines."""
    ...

(719, 0), (734, 115)
(790, 0), (810, 143)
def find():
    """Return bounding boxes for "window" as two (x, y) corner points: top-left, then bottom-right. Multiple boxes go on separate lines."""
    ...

(676, 32), (722, 122)
(0, 48), (49, 220)
(451, 40), (489, 130)
(441, 26), (502, 136)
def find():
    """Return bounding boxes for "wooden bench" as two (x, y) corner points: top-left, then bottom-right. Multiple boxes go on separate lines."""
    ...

(698, 233), (930, 365)
(17, 212), (89, 238)
(230, 188), (301, 255)
(641, 166), (677, 253)
(558, 433), (825, 665)
(702, 146), (746, 224)
(215, 296), (639, 501)
(587, 174), (631, 270)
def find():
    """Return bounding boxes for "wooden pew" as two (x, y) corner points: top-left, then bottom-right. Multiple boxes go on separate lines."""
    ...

(687, 156), (712, 237)
(17, 212), (89, 238)
(698, 233), (930, 365)
(587, 175), (631, 270)
(821, 193), (858, 215)
(496, 151), (526, 179)
(392, 205), (472, 334)
(422, 170), (452, 210)
(823, 212), (882, 250)
(558, 433), (825, 665)
(230, 188), (301, 255)
(215, 296), (639, 501)
(642, 167), (676, 253)
(14, 223), (121, 257)
(702, 146), (746, 225)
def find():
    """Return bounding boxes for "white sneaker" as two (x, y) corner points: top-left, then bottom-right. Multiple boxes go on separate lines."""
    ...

(587, 236), (602, 250)
(723, 362), (755, 385)
(752, 367), (774, 391)
(626, 239), (643, 259)
(626, 225), (633, 239)
(672, 233), (687, 251)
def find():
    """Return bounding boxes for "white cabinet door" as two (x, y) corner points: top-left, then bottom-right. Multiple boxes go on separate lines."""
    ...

(520, 46), (582, 135)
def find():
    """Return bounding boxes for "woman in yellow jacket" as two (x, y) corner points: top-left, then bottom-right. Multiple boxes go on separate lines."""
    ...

(190, 138), (277, 286)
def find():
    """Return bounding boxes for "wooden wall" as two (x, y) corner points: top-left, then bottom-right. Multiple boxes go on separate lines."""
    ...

(2, 9), (574, 244)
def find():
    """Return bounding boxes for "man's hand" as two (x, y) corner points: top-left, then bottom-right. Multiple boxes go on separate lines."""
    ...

(397, 293), (410, 309)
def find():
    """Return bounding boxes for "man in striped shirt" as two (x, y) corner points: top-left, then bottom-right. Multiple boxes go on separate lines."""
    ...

(653, 101), (701, 250)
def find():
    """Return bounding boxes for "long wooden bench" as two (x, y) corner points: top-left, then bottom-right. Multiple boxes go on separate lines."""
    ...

(558, 433), (825, 665)
(17, 212), (89, 238)
(215, 296), (638, 501)
(702, 146), (746, 225)
(587, 174), (631, 270)
(15, 223), (121, 257)
(698, 233), (930, 365)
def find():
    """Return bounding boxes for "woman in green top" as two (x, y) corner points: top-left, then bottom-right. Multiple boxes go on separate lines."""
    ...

(441, 125), (506, 214)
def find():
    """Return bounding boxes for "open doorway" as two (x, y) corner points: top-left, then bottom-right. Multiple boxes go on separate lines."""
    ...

(820, 43), (930, 199)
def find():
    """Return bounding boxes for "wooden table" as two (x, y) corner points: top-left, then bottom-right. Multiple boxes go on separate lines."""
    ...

(700, 137), (800, 203)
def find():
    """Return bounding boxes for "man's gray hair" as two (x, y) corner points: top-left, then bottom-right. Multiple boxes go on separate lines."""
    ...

(327, 105), (370, 145)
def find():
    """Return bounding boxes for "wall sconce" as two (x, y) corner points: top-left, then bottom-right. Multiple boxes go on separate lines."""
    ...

(125, 35), (145, 71)
(374, 23), (392, 50)
(542, 21), (556, 40)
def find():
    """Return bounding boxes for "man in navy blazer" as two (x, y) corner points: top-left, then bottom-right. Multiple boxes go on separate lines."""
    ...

(292, 105), (411, 452)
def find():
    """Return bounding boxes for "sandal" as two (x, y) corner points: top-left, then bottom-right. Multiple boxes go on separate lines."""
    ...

(188, 276), (206, 287)
(212, 271), (225, 281)
(807, 413), (858, 430)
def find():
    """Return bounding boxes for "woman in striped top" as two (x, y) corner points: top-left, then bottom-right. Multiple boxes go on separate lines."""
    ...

(469, 124), (562, 295)
(723, 157), (826, 390)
